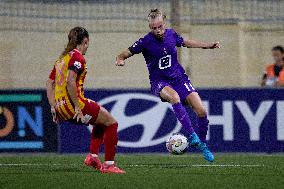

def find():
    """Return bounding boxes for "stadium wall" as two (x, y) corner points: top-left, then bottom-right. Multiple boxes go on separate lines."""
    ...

(1, 25), (284, 89)
(0, 1), (283, 89)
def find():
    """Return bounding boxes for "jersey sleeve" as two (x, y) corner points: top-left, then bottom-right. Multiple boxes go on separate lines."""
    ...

(49, 66), (56, 80)
(128, 38), (144, 54)
(68, 52), (84, 74)
(173, 30), (185, 47)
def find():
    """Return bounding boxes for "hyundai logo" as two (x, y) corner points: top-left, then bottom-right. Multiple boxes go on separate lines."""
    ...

(88, 93), (182, 148)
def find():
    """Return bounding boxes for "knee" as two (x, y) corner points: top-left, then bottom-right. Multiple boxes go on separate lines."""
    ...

(96, 107), (117, 126)
(105, 112), (117, 126)
(169, 93), (180, 104)
(106, 118), (117, 127)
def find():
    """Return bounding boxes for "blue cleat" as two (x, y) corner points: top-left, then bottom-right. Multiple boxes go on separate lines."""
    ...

(189, 132), (201, 146)
(189, 133), (214, 162)
(198, 142), (214, 162)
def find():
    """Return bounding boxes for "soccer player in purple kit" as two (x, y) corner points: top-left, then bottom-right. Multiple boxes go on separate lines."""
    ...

(115, 9), (220, 162)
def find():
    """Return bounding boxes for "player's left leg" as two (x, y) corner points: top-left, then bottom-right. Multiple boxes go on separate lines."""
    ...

(84, 123), (105, 170)
(185, 92), (209, 142)
(89, 124), (105, 155)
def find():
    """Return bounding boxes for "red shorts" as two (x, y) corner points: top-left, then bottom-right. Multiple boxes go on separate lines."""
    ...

(67, 99), (100, 125)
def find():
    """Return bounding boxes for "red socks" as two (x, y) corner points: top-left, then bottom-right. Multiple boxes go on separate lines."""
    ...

(89, 122), (118, 161)
(103, 123), (118, 161)
(89, 124), (105, 155)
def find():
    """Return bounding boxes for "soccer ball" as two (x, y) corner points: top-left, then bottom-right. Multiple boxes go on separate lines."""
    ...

(166, 133), (189, 155)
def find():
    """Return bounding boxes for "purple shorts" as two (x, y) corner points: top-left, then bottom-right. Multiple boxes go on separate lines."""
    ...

(150, 74), (196, 104)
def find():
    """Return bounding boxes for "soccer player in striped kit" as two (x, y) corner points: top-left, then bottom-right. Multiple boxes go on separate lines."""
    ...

(46, 27), (125, 174)
(116, 9), (220, 162)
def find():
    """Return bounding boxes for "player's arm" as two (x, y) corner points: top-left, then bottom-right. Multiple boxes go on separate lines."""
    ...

(276, 81), (284, 87)
(116, 38), (144, 66)
(46, 78), (56, 108)
(66, 70), (80, 108)
(183, 39), (220, 49)
(46, 66), (58, 123)
(66, 70), (85, 123)
(261, 73), (267, 87)
(115, 49), (133, 66)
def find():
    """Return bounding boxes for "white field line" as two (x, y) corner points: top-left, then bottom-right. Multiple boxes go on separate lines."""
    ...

(0, 163), (265, 168)
(0, 163), (78, 166)
(127, 164), (265, 167)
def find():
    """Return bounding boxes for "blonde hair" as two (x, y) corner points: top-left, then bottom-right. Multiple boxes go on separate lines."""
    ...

(147, 9), (166, 21)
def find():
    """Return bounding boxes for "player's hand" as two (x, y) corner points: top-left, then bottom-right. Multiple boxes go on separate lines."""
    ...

(203, 42), (220, 49)
(73, 106), (85, 123)
(115, 57), (125, 66)
(51, 107), (59, 124)
(208, 42), (220, 49)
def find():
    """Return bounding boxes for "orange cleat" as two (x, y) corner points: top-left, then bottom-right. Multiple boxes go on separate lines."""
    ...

(84, 153), (102, 171)
(100, 163), (126, 174)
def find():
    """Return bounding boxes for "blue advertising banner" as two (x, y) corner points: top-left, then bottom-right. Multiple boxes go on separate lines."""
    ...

(59, 89), (284, 153)
(0, 90), (57, 152)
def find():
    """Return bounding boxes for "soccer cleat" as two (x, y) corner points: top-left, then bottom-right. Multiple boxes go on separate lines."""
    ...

(198, 142), (215, 162)
(189, 132), (201, 146)
(100, 163), (126, 174)
(189, 133), (214, 162)
(84, 153), (102, 171)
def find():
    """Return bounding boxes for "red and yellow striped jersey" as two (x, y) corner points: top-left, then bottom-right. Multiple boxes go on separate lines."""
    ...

(49, 49), (87, 120)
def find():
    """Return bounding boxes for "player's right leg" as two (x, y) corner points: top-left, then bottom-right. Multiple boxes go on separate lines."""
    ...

(185, 92), (208, 142)
(82, 100), (125, 174)
(159, 86), (199, 145)
(185, 93), (214, 162)
(94, 106), (125, 174)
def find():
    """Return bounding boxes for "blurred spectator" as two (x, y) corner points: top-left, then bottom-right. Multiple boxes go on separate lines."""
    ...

(261, 46), (284, 87)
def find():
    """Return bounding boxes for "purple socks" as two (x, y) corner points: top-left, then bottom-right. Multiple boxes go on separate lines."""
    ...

(198, 116), (209, 142)
(172, 103), (194, 136)
(172, 102), (209, 141)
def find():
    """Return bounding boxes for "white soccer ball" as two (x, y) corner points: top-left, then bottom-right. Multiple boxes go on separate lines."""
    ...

(166, 133), (189, 155)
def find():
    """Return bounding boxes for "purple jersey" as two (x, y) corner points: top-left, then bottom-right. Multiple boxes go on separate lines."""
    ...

(129, 28), (186, 81)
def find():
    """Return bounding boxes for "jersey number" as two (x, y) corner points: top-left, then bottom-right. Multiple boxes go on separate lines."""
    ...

(159, 55), (171, 70)
(184, 83), (195, 92)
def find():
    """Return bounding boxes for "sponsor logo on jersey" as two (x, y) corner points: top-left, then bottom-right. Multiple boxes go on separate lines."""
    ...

(74, 61), (82, 69)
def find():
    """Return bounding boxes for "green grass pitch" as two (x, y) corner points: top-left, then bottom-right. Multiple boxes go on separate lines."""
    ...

(0, 153), (283, 189)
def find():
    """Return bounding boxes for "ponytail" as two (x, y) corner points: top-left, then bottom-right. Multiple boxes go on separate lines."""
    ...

(60, 27), (89, 58)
